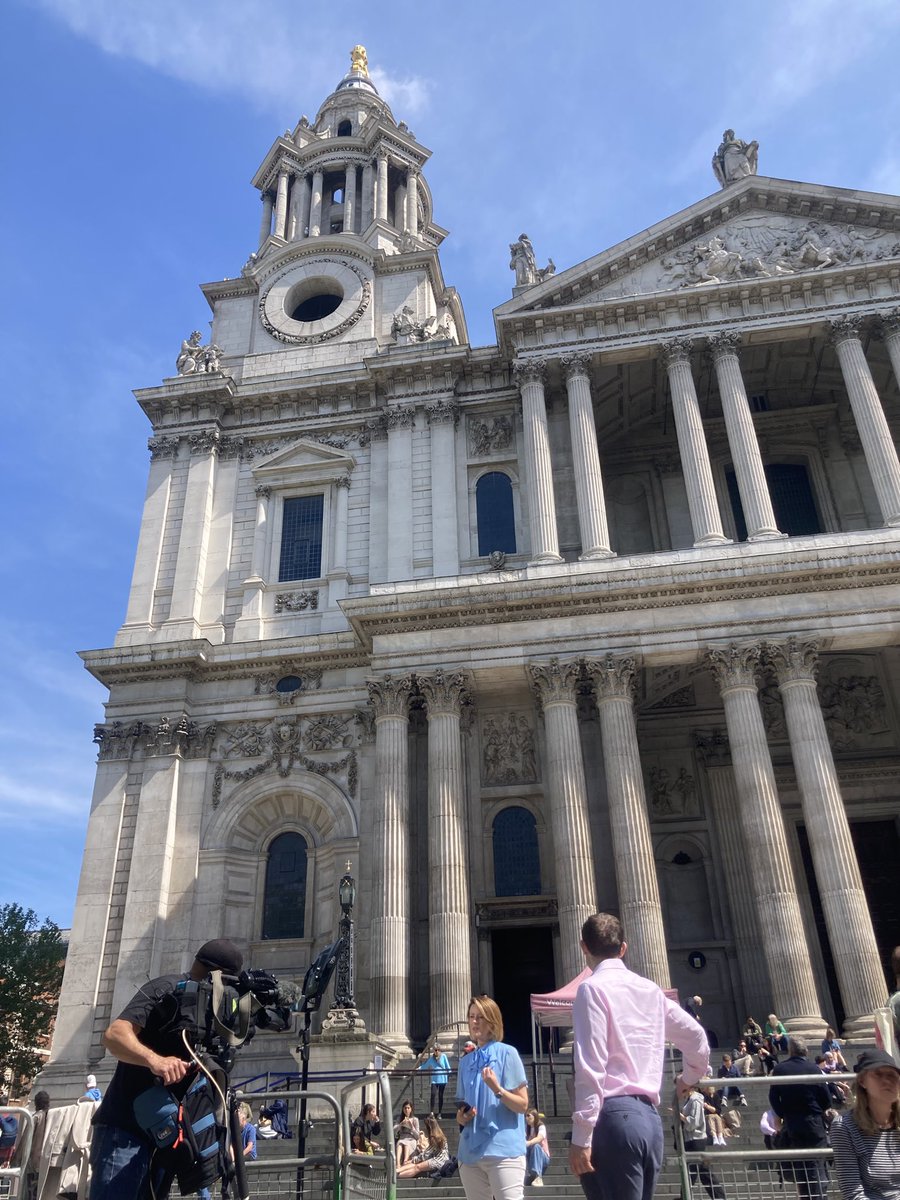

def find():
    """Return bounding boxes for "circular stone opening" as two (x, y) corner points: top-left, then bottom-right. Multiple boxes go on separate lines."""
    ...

(286, 276), (344, 323)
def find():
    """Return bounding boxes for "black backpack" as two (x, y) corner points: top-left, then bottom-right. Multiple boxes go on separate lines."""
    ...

(134, 1071), (226, 1194)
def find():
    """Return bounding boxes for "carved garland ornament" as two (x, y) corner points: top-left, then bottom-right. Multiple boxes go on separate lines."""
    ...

(259, 258), (371, 345)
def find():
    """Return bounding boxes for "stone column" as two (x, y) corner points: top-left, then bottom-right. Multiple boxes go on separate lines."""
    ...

(258, 191), (274, 248)
(344, 162), (357, 234)
(365, 415), (389, 584)
(706, 645), (824, 1033)
(426, 400), (460, 576)
(273, 170), (290, 239)
(376, 154), (389, 221)
(121, 438), (177, 633)
(386, 408), (415, 582)
(661, 339), (729, 546)
(831, 316), (900, 527)
(561, 352), (614, 559)
(165, 429), (219, 637)
(709, 332), (784, 540)
(528, 659), (598, 984)
(331, 474), (351, 575)
(291, 174), (311, 241)
(585, 654), (670, 987)
(309, 169), (324, 237)
(395, 182), (407, 231)
(367, 675), (414, 1044)
(767, 637), (887, 1037)
(513, 358), (562, 564)
(879, 309), (900, 392)
(406, 170), (419, 236)
(233, 485), (270, 640)
(361, 161), (375, 229)
(419, 671), (473, 1032)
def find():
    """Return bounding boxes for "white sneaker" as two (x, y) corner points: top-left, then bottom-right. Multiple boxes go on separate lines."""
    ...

(531, 1179), (544, 1187)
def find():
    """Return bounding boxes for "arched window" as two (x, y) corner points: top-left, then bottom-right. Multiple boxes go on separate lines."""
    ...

(726, 463), (822, 540)
(337, 120), (352, 137)
(476, 472), (516, 556)
(262, 832), (308, 939)
(492, 807), (540, 897)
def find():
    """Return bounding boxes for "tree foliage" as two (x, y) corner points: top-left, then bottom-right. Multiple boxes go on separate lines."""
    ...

(0, 903), (64, 1089)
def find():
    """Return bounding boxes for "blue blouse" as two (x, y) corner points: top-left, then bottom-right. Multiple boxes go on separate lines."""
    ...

(456, 1040), (527, 1164)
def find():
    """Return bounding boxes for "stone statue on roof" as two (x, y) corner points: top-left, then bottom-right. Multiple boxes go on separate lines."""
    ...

(712, 129), (759, 188)
(509, 234), (555, 288)
(350, 45), (369, 76)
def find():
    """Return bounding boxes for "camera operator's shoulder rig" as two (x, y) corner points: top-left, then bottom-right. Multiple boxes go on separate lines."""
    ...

(174, 968), (291, 1052)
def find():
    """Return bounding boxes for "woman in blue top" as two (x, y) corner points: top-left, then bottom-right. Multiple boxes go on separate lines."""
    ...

(455, 994), (529, 1200)
(419, 1043), (451, 1117)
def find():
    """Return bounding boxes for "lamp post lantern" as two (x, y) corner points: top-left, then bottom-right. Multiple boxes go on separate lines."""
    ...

(321, 860), (366, 1035)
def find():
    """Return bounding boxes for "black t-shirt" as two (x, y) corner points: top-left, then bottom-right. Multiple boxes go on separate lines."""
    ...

(93, 974), (192, 1136)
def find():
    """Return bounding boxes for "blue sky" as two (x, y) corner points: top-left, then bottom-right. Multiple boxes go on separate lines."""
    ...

(3, 0), (900, 928)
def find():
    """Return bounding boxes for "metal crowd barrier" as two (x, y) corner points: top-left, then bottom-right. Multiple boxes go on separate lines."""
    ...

(0, 1108), (33, 1200)
(672, 1070), (852, 1200)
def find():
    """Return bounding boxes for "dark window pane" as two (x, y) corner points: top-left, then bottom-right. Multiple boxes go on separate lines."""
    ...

(476, 472), (516, 556)
(493, 806), (540, 897)
(262, 832), (308, 940)
(279, 494), (323, 581)
(726, 463), (821, 541)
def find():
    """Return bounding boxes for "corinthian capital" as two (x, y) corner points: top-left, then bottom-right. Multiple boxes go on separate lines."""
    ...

(877, 308), (900, 337)
(561, 351), (591, 381)
(512, 357), (547, 387)
(707, 330), (742, 361)
(828, 315), (864, 345)
(765, 637), (819, 684)
(584, 653), (637, 701)
(528, 657), (581, 705)
(366, 675), (414, 720)
(660, 337), (694, 368)
(425, 399), (459, 426)
(705, 644), (762, 690)
(416, 669), (472, 715)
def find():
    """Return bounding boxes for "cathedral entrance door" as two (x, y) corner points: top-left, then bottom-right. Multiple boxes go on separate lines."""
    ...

(490, 927), (556, 1051)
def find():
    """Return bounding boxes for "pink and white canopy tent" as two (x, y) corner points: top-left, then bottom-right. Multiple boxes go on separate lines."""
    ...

(529, 968), (592, 1059)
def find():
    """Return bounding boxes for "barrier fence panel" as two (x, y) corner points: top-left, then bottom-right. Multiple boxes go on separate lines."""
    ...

(0, 1108), (34, 1200)
(233, 1087), (341, 1200)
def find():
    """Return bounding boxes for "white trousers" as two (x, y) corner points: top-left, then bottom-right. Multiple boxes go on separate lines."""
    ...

(460, 1156), (527, 1200)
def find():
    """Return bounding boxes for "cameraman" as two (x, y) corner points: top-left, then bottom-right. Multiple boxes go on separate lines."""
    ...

(89, 938), (243, 1200)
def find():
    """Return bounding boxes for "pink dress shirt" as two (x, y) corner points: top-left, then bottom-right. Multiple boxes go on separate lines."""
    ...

(571, 957), (710, 1148)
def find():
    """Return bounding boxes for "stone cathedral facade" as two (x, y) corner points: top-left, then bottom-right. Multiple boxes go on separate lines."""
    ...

(47, 51), (900, 1089)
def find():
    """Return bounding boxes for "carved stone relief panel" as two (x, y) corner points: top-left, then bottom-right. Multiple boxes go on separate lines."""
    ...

(818, 656), (893, 751)
(481, 712), (538, 786)
(642, 753), (702, 821)
(467, 413), (515, 458)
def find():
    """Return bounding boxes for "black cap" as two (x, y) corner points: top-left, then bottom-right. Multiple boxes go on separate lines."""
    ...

(195, 938), (243, 974)
(854, 1048), (900, 1075)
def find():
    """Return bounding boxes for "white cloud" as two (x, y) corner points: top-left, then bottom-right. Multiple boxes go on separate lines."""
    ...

(0, 772), (91, 824)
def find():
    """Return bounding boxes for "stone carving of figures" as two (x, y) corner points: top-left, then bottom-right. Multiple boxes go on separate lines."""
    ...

(201, 342), (224, 373)
(693, 235), (744, 284)
(433, 312), (456, 341)
(712, 129), (759, 188)
(673, 768), (696, 815)
(648, 766), (672, 815)
(509, 233), (553, 288)
(176, 330), (203, 375)
(390, 304), (436, 344)
(790, 232), (836, 270)
(481, 713), (537, 784)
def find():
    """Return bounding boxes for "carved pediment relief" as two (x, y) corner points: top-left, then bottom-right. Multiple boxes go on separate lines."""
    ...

(580, 213), (900, 302)
(252, 437), (355, 487)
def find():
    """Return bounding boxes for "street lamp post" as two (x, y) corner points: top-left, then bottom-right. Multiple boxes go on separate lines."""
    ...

(321, 861), (366, 1034)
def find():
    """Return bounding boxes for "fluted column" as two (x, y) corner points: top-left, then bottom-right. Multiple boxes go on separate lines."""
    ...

(273, 170), (290, 239)
(585, 654), (670, 987)
(513, 358), (562, 564)
(528, 659), (598, 984)
(332, 474), (351, 574)
(406, 170), (419, 236)
(258, 192), (274, 248)
(418, 671), (473, 1032)
(709, 332), (784, 540)
(367, 675), (414, 1044)
(309, 169), (324, 237)
(879, 309), (900, 393)
(293, 174), (311, 240)
(661, 339), (729, 546)
(344, 162), (357, 233)
(375, 154), (388, 221)
(831, 316), (900, 526)
(361, 161), (375, 228)
(706, 645), (824, 1033)
(561, 353), (613, 559)
(767, 638), (886, 1037)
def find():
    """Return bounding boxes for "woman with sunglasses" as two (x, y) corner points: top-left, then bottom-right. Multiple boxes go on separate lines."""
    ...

(456, 995), (529, 1200)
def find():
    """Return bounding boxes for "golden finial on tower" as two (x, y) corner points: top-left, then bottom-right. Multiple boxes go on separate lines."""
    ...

(350, 45), (369, 76)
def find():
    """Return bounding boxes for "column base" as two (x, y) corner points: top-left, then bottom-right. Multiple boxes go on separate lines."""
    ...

(884, 515), (900, 528)
(747, 530), (788, 542)
(840, 1012), (880, 1043)
(528, 552), (564, 565)
(783, 1013), (829, 1039)
(578, 547), (616, 561)
(693, 535), (732, 547)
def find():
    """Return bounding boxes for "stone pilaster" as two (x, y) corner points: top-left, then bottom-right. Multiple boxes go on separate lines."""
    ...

(426, 401), (460, 576)
(344, 163), (357, 234)
(528, 659), (598, 984)
(376, 154), (388, 222)
(830, 316), (900, 527)
(561, 353), (614, 559)
(767, 637), (887, 1037)
(705, 644), (824, 1033)
(367, 675), (414, 1044)
(258, 191), (274, 248)
(386, 408), (415, 582)
(233, 484), (271, 639)
(406, 170), (419, 236)
(418, 670), (473, 1032)
(585, 654), (670, 987)
(121, 446), (176, 633)
(165, 430), (220, 637)
(709, 332), (784, 540)
(661, 339), (729, 546)
(513, 358), (562, 564)
(295, 174), (311, 240)
(273, 170), (290, 239)
(365, 415), (389, 585)
(309, 169), (324, 237)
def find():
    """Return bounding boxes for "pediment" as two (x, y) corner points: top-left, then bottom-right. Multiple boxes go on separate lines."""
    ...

(496, 176), (900, 317)
(252, 437), (356, 486)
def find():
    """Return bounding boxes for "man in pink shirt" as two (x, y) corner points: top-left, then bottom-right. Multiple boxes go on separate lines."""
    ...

(569, 913), (710, 1200)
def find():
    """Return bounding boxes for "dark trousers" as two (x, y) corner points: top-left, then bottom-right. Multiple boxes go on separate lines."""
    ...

(579, 1096), (663, 1200)
(430, 1082), (446, 1116)
(683, 1139), (726, 1200)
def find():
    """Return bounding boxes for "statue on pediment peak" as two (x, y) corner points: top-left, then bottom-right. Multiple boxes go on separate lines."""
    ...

(712, 129), (759, 188)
